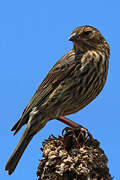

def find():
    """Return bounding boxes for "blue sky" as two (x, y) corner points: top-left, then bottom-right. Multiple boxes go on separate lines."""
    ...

(0, 0), (120, 179)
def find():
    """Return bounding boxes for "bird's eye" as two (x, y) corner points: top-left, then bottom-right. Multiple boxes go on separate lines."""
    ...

(84, 31), (91, 36)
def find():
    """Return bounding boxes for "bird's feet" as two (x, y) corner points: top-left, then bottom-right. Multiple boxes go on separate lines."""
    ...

(62, 126), (93, 150)
(56, 116), (94, 150)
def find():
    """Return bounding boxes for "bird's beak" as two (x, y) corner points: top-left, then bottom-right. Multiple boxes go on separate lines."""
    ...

(68, 32), (77, 41)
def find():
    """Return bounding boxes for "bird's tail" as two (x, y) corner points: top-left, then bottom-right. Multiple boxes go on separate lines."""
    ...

(5, 128), (35, 175)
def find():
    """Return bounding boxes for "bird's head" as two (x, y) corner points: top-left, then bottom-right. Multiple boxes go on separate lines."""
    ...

(69, 25), (110, 54)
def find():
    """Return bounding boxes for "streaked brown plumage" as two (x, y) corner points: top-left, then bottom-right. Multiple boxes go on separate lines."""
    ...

(5, 25), (110, 175)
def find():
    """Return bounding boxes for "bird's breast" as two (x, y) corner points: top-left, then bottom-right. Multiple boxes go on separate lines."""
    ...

(41, 51), (109, 117)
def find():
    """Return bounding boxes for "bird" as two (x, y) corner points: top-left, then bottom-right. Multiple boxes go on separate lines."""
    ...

(5, 25), (110, 175)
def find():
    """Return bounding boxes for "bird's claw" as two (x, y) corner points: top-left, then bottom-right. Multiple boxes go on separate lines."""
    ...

(62, 126), (93, 150)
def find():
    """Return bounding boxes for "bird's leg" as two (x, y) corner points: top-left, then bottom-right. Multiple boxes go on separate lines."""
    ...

(56, 116), (93, 140)
(56, 116), (83, 129)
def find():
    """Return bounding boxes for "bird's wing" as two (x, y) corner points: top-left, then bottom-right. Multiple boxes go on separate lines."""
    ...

(23, 50), (76, 115)
(11, 50), (76, 134)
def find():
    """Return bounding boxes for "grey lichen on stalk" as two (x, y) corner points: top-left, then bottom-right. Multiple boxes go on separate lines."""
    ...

(37, 128), (112, 180)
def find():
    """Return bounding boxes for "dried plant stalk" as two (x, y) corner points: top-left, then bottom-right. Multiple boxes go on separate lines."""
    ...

(37, 127), (112, 180)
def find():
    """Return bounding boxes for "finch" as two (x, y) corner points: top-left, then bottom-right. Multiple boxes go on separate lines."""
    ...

(5, 25), (110, 175)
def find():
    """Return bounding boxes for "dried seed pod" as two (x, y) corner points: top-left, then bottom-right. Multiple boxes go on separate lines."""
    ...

(37, 128), (112, 180)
